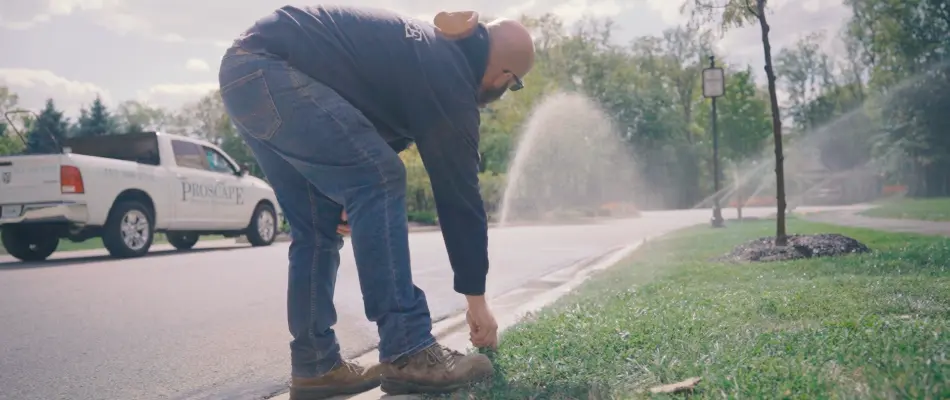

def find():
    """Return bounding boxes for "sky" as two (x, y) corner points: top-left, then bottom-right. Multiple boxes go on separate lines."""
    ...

(0, 0), (852, 118)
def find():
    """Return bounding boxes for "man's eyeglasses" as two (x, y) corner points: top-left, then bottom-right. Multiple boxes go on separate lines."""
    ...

(504, 70), (524, 92)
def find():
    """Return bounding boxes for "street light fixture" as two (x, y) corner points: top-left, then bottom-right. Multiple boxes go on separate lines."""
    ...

(703, 56), (725, 228)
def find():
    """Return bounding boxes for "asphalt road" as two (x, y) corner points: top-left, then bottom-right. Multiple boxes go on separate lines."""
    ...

(0, 207), (826, 400)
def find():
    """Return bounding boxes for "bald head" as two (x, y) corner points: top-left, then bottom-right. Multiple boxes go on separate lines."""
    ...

(477, 18), (535, 104)
(433, 12), (535, 105)
(485, 18), (535, 79)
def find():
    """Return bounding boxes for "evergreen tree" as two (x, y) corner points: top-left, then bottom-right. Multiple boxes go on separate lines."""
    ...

(26, 99), (69, 154)
(126, 122), (145, 135)
(69, 108), (88, 138)
(77, 95), (116, 137)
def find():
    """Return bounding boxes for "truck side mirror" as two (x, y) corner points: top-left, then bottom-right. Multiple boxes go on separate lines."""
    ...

(240, 163), (251, 176)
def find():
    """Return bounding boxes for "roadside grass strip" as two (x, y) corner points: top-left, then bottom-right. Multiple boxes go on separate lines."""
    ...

(446, 219), (950, 399)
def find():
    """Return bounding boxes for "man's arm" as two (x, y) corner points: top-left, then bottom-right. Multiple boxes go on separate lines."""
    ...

(412, 104), (489, 296)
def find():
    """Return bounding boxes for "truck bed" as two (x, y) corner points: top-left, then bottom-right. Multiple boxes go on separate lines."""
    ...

(0, 133), (163, 222)
(0, 154), (68, 205)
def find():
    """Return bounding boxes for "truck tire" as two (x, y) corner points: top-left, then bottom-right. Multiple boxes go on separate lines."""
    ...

(246, 203), (277, 247)
(102, 201), (154, 259)
(166, 232), (199, 250)
(1, 224), (59, 262)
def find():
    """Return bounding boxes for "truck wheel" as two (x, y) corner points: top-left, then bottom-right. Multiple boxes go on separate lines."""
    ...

(1, 225), (59, 262)
(102, 201), (154, 258)
(246, 203), (277, 247)
(166, 232), (199, 250)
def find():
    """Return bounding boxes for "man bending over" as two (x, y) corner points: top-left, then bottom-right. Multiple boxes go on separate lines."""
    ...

(217, 5), (534, 399)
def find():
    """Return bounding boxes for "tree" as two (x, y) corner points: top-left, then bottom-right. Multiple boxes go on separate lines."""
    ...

(698, 66), (773, 215)
(0, 86), (18, 136)
(653, 25), (714, 142)
(178, 91), (228, 141)
(697, 66), (772, 163)
(76, 95), (117, 137)
(4, 13), (829, 221)
(69, 109), (88, 138)
(842, 0), (950, 197)
(629, 25), (717, 207)
(685, 0), (789, 245)
(26, 99), (69, 154)
(0, 87), (26, 156)
(775, 32), (839, 132)
(218, 115), (264, 178)
(400, 144), (437, 222)
(478, 55), (554, 175)
(114, 100), (170, 134)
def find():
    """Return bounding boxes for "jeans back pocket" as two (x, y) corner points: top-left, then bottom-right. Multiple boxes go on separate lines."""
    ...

(221, 69), (283, 141)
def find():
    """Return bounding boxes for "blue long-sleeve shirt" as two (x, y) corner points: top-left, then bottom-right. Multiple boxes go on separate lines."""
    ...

(236, 5), (490, 295)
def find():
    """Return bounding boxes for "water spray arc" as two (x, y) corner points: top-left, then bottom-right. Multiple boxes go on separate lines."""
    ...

(496, 92), (641, 226)
(688, 60), (949, 216)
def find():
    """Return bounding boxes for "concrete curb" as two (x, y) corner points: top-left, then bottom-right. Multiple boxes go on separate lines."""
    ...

(267, 239), (649, 400)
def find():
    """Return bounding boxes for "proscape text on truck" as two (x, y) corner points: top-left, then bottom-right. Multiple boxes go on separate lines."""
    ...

(0, 127), (283, 262)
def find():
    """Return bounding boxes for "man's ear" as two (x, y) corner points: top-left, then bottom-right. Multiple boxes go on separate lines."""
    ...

(433, 11), (479, 39)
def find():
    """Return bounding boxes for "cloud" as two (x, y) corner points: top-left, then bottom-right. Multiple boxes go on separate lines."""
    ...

(185, 59), (210, 72)
(0, 68), (111, 116)
(646, 0), (688, 24)
(0, 0), (215, 45)
(0, 69), (108, 98)
(19, 0), (645, 46)
(0, 14), (52, 30)
(142, 83), (218, 96)
(89, 7), (195, 43)
(546, 0), (628, 25)
(0, 0), (120, 29)
(1, 0), (854, 117)
(138, 82), (218, 109)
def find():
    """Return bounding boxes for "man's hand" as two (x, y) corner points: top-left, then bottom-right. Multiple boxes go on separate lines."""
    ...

(337, 210), (351, 236)
(465, 295), (498, 349)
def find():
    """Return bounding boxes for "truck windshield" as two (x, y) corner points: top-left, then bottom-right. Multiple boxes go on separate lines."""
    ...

(64, 132), (161, 166)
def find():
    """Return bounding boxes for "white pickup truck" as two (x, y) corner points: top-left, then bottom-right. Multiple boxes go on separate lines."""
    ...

(0, 131), (282, 261)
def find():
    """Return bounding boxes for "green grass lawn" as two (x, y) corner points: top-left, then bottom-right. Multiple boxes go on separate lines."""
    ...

(860, 197), (950, 221)
(457, 219), (950, 399)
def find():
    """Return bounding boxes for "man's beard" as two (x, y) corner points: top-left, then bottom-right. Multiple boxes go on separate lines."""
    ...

(477, 85), (508, 106)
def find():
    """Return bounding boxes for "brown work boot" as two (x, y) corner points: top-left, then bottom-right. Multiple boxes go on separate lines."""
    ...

(380, 343), (494, 395)
(289, 361), (382, 400)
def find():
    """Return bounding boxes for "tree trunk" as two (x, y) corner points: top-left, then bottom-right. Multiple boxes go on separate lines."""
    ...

(756, 0), (788, 246)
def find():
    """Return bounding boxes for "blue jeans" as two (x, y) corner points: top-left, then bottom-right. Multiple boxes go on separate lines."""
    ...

(217, 47), (435, 378)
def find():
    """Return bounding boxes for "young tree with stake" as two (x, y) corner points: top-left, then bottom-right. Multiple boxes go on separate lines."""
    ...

(683, 0), (788, 245)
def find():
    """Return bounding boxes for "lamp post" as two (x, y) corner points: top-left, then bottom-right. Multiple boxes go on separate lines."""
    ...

(703, 56), (725, 228)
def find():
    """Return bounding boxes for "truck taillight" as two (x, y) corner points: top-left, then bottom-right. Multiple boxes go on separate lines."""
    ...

(60, 165), (85, 194)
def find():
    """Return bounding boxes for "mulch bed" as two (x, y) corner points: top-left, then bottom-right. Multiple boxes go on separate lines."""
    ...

(716, 233), (871, 263)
